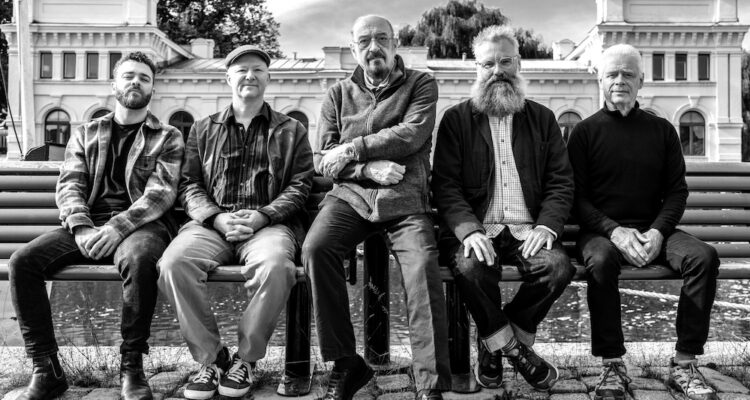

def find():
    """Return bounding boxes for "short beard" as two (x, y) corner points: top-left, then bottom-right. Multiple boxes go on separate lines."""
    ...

(115, 87), (151, 110)
(470, 73), (527, 117)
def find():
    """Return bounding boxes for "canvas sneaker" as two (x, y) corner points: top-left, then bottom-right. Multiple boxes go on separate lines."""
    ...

(184, 364), (222, 400)
(594, 360), (631, 400)
(218, 353), (255, 398)
(475, 338), (503, 388)
(506, 342), (559, 390)
(667, 358), (718, 400)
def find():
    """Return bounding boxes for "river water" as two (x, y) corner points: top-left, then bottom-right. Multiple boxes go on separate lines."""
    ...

(1, 259), (748, 348)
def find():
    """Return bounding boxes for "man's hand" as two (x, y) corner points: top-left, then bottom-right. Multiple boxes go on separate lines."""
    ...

(519, 227), (554, 259)
(86, 225), (123, 260)
(637, 228), (663, 264)
(73, 226), (98, 258)
(463, 232), (497, 266)
(225, 210), (270, 242)
(212, 213), (236, 235)
(364, 160), (405, 185)
(610, 226), (649, 267)
(319, 144), (355, 178)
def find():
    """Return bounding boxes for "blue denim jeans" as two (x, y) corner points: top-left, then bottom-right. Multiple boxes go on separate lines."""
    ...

(8, 219), (171, 358)
(302, 198), (451, 391)
(447, 227), (575, 351)
(578, 229), (720, 358)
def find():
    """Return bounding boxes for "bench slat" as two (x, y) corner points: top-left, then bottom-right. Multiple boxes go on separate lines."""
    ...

(0, 226), (61, 242)
(687, 192), (750, 207)
(0, 175), (58, 191)
(0, 192), (57, 207)
(0, 209), (60, 224)
(686, 176), (750, 190)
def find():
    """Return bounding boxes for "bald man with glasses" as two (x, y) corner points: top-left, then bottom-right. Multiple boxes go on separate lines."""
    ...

(302, 14), (451, 400)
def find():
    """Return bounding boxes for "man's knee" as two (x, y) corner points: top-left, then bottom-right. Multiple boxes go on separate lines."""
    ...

(545, 249), (575, 285)
(582, 242), (621, 280)
(684, 242), (720, 275)
(252, 254), (297, 288)
(452, 247), (487, 280)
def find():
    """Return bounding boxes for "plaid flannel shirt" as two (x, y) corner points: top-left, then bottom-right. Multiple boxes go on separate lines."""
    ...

(56, 111), (185, 238)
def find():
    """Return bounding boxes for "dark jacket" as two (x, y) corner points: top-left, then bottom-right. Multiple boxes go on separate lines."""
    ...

(316, 55), (438, 222)
(432, 99), (574, 243)
(179, 104), (314, 245)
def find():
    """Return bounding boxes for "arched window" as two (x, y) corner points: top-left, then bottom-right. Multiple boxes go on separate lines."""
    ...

(169, 111), (194, 139)
(44, 109), (71, 145)
(679, 111), (705, 156)
(557, 112), (581, 143)
(90, 108), (111, 120)
(287, 111), (309, 131)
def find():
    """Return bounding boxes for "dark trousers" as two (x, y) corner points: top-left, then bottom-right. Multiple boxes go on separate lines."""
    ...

(302, 198), (451, 391)
(579, 229), (719, 358)
(448, 227), (575, 349)
(8, 219), (170, 358)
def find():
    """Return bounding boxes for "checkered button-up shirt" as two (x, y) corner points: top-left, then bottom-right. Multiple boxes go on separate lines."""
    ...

(482, 115), (535, 240)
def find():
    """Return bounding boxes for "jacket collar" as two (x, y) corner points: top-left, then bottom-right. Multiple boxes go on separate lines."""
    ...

(602, 100), (641, 118)
(101, 110), (161, 131)
(209, 102), (272, 125)
(471, 98), (529, 148)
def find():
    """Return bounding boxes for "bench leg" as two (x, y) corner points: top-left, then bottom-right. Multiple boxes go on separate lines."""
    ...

(277, 275), (313, 396)
(445, 280), (479, 393)
(363, 234), (390, 366)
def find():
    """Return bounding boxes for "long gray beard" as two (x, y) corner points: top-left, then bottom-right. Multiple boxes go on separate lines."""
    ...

(470, 74), (527, 117)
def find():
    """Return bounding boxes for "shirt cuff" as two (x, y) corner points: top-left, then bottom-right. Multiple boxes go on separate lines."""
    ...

(536, 225), (558, 240)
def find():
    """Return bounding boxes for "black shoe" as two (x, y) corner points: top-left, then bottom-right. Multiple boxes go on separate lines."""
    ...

(318, 356), (374, 400)
(506, 342), (558, 390)
(415, 389), (443, 400)
(475, 338), (503, 388)
(18, 354), (69, 400)
(594, 360), (631, 400)
(120, 351), (153, 400)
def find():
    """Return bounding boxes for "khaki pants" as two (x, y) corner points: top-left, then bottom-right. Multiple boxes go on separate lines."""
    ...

(158, 220), (297, 364)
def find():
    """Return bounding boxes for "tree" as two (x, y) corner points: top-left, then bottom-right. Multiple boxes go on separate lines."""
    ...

(157, 0), (282, 59)
(398, 0), (551, 60)
(0, 0), (13, 115)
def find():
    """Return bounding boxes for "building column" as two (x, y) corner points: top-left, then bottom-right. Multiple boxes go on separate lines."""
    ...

(98, 52), (108, 81)
(75, 51), (86, 81)
(665, 52), (676, 82)
(52, 51), (62, 80)
(642, 53), (653, 82)
(688, 53), (698, 81)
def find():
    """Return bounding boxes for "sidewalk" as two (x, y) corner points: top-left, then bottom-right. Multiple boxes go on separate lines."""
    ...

(1, 342), (749, 400)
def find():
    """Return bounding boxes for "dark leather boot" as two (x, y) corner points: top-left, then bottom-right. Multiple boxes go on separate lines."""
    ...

(18, 354), (68, 400)
(120, 351), (153, 400)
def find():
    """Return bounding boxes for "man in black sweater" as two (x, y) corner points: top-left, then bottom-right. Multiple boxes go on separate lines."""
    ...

(567, 44), (719, 400)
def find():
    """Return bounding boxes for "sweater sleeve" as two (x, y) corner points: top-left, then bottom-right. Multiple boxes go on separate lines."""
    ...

(567, 123), (621, 237)
(650, 124), (688, 237)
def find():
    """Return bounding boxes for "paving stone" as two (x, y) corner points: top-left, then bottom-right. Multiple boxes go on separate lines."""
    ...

(699, 368), (750, 394)
(253, 383), (319, 400)
(2, 388), (25, 400)
(502, 379), (549, 400)
(80, 388), (120, 400)
(152, 394), (165, 400)
(378, 392), (416, 400)
(443, 388), (508, 400)
(55, 388), (94, 399)
(630, 377), (667, 391)
(550, 379), (587, 394)
(550, 393), (591, 400)
(172, 383), (186, 398)
(581, 377), (600, 392)
(632, 390), (674, 400)
(376, 374), (412, 393)
(557, 369), (576, 381)
(149, 371), (187, 394)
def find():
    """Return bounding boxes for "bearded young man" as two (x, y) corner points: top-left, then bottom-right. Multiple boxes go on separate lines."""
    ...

(7, 52), (184, 400)
(432, 25), (575, 392)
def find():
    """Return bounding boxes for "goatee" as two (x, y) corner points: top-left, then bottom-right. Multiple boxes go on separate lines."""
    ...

(470, 72), (527, 117)
(115, 87), (152, 110)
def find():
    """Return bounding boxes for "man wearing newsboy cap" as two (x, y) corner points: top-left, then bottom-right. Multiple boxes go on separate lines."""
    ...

(158, 44), (313, 400)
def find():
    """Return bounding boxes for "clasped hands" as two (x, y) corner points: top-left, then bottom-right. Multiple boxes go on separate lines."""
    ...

(462, 226), (555, 266)
(319, 144), (405, 185)
(74, 225), (123, 260)
(609, 227), (663, 267)
(212, 210), (270, 242)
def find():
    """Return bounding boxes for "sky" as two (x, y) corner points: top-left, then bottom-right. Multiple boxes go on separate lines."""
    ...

(265, 0), (750, 59)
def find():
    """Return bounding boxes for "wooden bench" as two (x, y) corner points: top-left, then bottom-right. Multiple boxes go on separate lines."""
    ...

(352, 162), (750, 392)
(0, 166), (318, 397)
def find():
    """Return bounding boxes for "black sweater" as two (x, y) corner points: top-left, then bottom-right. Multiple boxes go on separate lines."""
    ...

(567, 104), (688, 238)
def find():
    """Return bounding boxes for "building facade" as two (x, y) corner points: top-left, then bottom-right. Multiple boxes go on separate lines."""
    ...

(2, 0), (747, 161)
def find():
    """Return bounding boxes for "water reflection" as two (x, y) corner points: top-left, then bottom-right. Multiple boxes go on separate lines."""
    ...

(1, 259), (749, 348)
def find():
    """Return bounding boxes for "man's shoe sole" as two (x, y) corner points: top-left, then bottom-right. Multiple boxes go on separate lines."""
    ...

(39, 381), (69, 400)
(183, 388), (216, 400)
(527, 363), (559, 391)
(666, 378), (719, 400)
(218, 383), (251, 398)
(474, 362), (502, 388)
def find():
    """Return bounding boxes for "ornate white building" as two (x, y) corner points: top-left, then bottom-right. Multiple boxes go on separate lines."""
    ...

(2, 0), (747, 161)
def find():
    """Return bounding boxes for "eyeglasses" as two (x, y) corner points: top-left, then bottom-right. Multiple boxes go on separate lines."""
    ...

(476, 56), (518, 71)
(355, 35), (393, 49)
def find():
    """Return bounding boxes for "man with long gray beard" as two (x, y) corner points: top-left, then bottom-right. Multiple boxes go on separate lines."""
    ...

(432, 25), (574, 391)
(8, 52), (184, 400)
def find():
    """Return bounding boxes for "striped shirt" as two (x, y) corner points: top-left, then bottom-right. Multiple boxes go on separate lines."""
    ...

(482, 115), (534, 239)
(213, 104), (271, 212)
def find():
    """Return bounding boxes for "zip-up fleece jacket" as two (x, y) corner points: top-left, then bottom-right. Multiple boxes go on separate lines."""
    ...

(317, 55), (438, 222)
(179, 104), (314, 245)
(56, 111), (185, 238)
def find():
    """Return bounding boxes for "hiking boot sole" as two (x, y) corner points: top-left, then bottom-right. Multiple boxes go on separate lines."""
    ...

(474, 362), (502, 388)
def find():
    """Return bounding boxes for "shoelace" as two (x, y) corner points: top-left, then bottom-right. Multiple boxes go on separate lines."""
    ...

(597, 363), (631, 390)
(509, 345), (539, 376)
(677, 364), (711, 393)
(225, 359), (251, 384)
(323, 370), (344, 399)
(192, 365), (215, 384)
